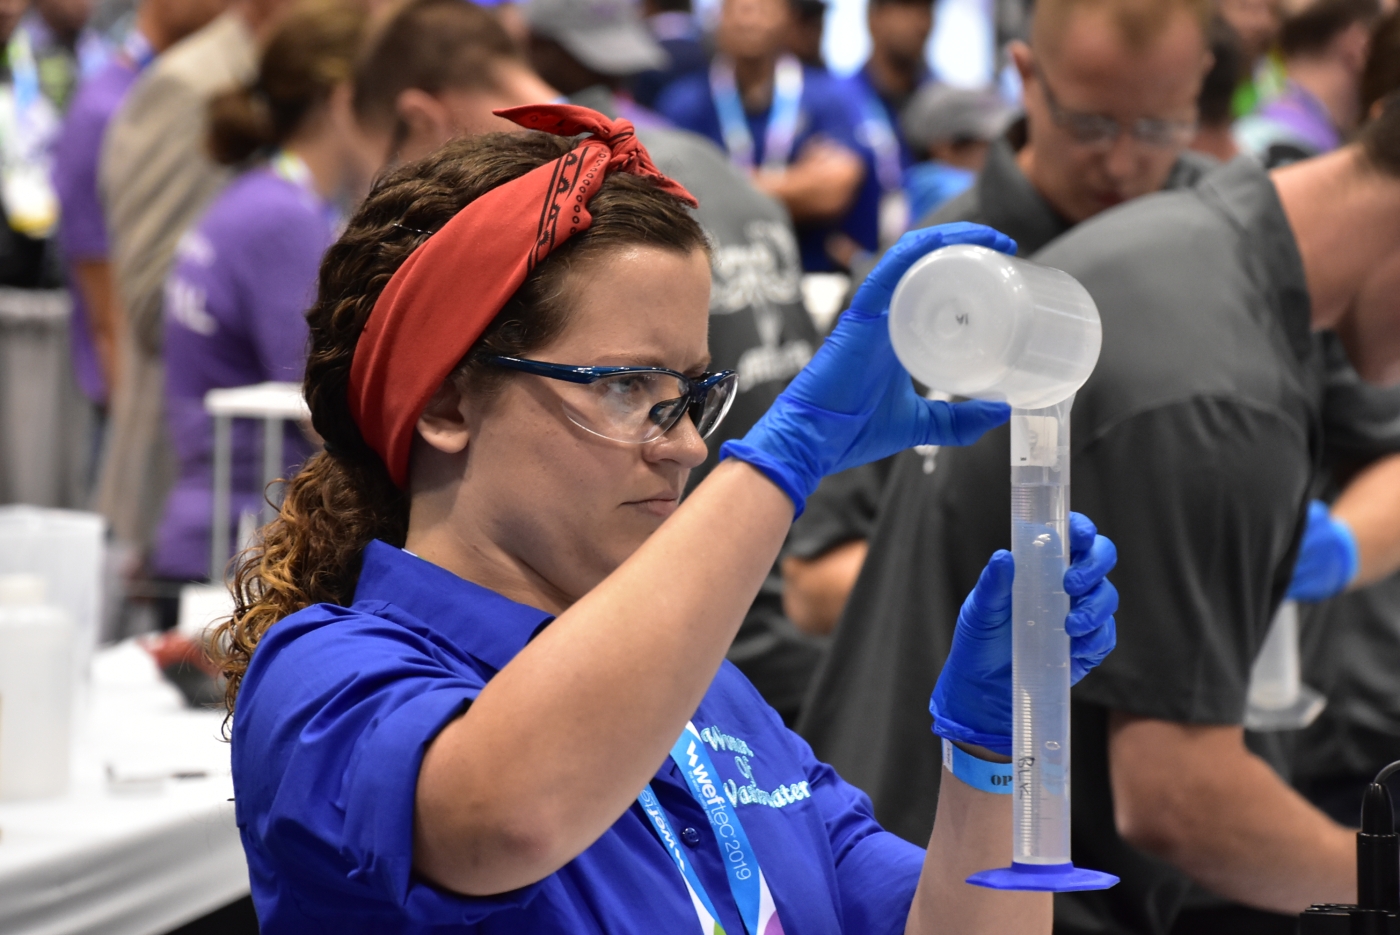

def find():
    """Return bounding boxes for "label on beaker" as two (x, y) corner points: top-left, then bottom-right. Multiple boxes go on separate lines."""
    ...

(1012, 415), (1059, 467)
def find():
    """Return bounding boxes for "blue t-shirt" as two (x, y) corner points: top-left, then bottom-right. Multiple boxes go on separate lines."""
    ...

(845, 63), (920, 169)
(233, 540), (925, 933)
(905, 161), (975, 221)
(656, 67), (882, 272)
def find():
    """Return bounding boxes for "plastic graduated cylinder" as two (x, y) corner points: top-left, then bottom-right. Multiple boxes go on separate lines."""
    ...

(888, 243), (1116, 892)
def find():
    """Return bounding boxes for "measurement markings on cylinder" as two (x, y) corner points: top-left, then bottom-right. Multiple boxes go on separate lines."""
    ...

(1017, 756), (1035, 798)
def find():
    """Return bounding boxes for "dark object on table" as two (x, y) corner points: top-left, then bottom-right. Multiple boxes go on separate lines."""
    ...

(1300, 761), (1400, 933)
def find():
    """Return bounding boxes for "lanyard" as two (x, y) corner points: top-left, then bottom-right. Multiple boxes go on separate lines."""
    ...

(853, 84), (910, 248)
(120, 29), (156, 71)
(271, 149), (314, 190)
(271, 149), (344, 234)
(856, 92), (904, 194)
(710, 54), (803, 173)
(638, 722), (785, 935)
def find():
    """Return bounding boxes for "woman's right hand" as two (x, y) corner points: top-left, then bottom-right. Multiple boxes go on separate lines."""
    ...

(719, 223), (1017, 515)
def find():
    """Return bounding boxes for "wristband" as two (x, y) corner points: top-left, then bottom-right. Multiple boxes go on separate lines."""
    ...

(942, 738), (1013, 794)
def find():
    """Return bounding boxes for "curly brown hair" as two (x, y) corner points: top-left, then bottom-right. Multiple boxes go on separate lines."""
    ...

(212, 131), (707, 714)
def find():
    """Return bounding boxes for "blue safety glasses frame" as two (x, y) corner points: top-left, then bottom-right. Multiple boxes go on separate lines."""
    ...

(479, 354), (740, 445)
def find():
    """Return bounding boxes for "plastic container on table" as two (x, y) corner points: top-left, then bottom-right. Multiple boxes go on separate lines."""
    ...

(889, 244), (1115, 892)
(0, 573), (73, 800)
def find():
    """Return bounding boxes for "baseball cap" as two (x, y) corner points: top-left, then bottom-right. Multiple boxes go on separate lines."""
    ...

(526, 0), (671, 76)
(901, 84), (1017, 152)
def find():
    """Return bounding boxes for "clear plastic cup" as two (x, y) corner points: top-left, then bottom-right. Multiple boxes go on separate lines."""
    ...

(888, 244), (1102, 409)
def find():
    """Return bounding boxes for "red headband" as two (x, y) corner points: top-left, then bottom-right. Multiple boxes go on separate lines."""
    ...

(347, 104), (698, 487)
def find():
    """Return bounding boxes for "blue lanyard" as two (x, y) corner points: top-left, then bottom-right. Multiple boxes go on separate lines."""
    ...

(7, 28), (42, 128)
(638, 722), (786, 935)
(271, 149), (344, 233)
(710, 55), (803, 173)
(121, 29), (156, 71)
(856, 93), (904, 194)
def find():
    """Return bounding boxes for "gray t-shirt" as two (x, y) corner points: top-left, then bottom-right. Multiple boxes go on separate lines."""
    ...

(1296, 334), (1400, 796)
(797, 158), (1325, 935)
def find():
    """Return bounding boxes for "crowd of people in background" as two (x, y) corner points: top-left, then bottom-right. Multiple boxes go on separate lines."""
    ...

(1, 0), (1399, 929)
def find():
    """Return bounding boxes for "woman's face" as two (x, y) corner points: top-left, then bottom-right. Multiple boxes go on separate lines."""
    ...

(416, 245), (714, 607)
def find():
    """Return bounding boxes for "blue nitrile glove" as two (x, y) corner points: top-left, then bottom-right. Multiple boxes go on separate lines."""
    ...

(719, 223), (1017, 515)
(1287, 500), (1359, 602)
(929, 512), (1119, 756)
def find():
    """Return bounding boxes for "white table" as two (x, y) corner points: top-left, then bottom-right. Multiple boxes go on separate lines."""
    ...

(0, 642), (249, 935)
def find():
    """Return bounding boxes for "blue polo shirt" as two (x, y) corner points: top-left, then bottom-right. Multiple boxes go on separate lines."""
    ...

(232, 540), (925, 933)
(656, 67), (882, 272)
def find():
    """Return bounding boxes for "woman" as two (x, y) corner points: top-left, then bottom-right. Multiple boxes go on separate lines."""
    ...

(220, 105), (1118, 934)
(152, 0), (368, 584)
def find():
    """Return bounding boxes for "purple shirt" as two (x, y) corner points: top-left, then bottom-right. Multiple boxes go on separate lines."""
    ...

(53, 53), (141, 404)
(1256, 81), (1340, 154)
(153, 167), (336, 579)
(1235, 80), (1341, 165)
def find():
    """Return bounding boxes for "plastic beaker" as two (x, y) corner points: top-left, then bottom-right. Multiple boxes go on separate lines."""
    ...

(888, 244), (1101, 408)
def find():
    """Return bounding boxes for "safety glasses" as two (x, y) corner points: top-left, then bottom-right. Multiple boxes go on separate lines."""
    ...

(481, 355), (739, 445)
(1035, 65), (1197, 150)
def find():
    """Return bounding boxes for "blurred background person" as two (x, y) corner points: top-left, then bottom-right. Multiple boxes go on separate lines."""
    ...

(357, 0), (824, 723)
(1190, 14), (1247, 161)
(524, 0), (670, 127)
(22, 0), (105, 113)
(97, 0), (292, 627)
(806, 86), (1400, 935)
(841, 0), (937, 251)
(0, 0), (65, 291)
(1235, 0), (1384, 166)
(54, 0), (229, 444)
(1220, 0), (1286, 114)
(1360, 4), (1400, 117)
(786, 0), (826, 68)
(899, 84), (1012, 221)
(656, 0), (879, 272)
(1292, 4), (1400, 832)
(630, 0), (709, 108)
(781, 0), (1215, 637)
(847, 0), (933, 160)
(151, 0), (367, 590)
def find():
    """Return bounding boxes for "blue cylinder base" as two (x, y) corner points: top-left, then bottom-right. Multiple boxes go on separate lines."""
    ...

(966, 862), (1120, 892)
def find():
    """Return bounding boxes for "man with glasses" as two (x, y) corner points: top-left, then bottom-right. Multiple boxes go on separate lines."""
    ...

(922, 0), (1214, 250)
(799, 21), (1400, 935)
(781, 0), (1213, 646)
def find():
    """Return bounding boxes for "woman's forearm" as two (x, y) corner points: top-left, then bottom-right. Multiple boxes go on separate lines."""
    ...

(906, 769), (1051, 935)
(414, 460), (793, 895)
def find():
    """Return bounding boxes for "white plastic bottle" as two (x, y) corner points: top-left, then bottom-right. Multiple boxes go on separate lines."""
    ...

(0, 573), (74, 800)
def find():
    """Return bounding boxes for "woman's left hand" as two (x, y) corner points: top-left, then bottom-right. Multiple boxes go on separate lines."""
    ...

(928, 512), (1118, 756)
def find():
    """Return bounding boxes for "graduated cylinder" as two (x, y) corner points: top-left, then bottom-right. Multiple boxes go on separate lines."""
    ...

(1010, 397), (1074, 865)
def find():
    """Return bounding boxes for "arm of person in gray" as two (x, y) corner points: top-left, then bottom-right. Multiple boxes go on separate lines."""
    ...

(1070, 401), (1355, 913)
